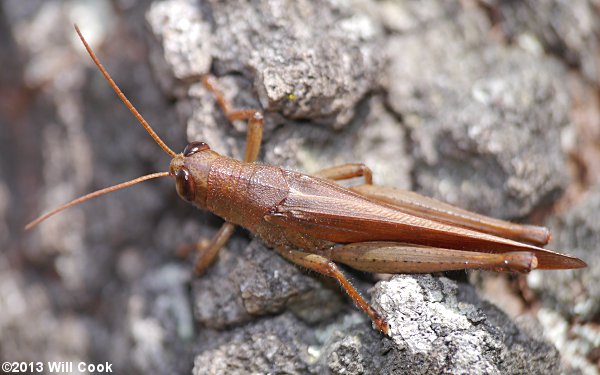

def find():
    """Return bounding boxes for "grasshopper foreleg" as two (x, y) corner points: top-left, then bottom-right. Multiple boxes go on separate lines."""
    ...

(190, 76), (265, 273)
(201, 74), (265, 163)
(193, 222), (236, 274)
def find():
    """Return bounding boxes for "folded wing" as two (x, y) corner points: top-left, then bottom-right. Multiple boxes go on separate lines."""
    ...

(266, 172), (585, 270)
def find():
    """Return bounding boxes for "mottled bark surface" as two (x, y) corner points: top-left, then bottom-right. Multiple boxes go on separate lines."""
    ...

(2, 0), (598, 374)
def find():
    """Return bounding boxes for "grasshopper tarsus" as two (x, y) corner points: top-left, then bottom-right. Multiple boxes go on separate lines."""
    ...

(201, 74), (261, 123)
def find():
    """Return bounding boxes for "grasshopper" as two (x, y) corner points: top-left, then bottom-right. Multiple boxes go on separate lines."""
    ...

(26, 26), (586, 335)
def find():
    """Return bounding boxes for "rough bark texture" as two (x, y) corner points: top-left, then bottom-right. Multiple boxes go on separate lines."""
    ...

(2, 0), (598, 374)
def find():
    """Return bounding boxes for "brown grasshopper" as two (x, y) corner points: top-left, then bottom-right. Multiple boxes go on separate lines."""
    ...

(26, 26), (586, 335)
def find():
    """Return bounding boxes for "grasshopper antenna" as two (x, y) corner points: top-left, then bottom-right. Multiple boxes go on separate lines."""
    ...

(25, 172), (171, 230)
(26, 26), (179, 230)
(74, 24), (176, 158)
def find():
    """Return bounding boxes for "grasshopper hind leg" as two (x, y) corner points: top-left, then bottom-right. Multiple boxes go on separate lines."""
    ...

(323, 242), (539, 274)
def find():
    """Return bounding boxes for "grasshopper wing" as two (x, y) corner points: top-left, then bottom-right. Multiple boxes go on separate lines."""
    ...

(266, 172), (585, 270)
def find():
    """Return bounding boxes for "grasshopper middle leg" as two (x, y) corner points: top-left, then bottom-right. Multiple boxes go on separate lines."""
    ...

(276, 247), (390, 335)
(314, 163), (373, 185)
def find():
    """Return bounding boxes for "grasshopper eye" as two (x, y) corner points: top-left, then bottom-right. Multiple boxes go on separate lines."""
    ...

(175, 167), (196, 202)
(183, 141), (210, 157)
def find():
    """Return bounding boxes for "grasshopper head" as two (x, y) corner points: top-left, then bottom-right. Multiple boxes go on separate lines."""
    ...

(170, 141), (219, 209)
